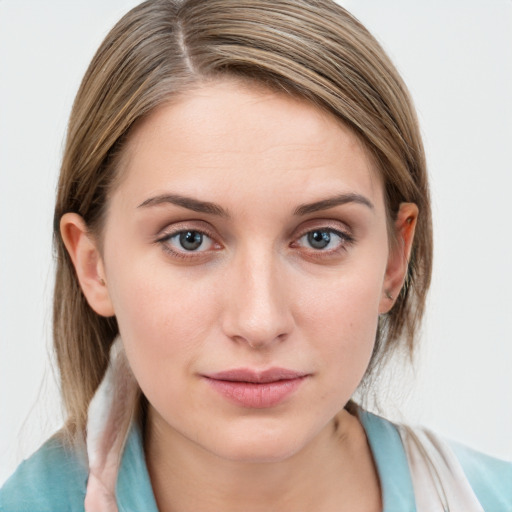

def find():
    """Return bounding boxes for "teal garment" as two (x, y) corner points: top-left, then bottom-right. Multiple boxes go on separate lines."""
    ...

(1, 412), (511, 511)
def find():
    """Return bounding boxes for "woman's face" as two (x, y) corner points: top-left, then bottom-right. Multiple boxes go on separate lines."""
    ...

(75, 80), (412, 462)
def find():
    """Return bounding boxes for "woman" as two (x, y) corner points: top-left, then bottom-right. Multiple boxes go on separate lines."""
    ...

(1, 1), (510, 511)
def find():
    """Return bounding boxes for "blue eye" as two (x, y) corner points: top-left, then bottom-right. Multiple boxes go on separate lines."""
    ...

(307, 230), (333, 249)
(298, 229), (348, 251)
(166, 230), (214, 252)
(179, 231), (203, 250)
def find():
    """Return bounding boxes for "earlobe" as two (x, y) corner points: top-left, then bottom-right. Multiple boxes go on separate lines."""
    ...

(379, 203), (418, 314)
(60, 213), (115, 317)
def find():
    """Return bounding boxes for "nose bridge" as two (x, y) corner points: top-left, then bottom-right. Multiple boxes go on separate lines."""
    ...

(222, 243), (292, 348)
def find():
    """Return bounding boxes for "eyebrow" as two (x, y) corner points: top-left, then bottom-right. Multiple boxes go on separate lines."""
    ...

(137, 191), (374, 217)
(294, 193), (374, 216)
(137, 194), (229, 217)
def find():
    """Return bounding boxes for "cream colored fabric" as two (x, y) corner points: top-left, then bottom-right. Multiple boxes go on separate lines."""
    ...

(85, 338), (139, 512)
(398, 425), (484, 512)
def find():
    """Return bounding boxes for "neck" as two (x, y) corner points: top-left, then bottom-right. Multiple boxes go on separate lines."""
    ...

(145, 408), (381, 512)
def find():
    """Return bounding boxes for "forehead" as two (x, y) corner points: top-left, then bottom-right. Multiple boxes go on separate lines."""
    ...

(115, 79), (383, 210)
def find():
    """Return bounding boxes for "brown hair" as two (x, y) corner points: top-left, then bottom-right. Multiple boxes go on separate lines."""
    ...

(53, 0), (432, 437)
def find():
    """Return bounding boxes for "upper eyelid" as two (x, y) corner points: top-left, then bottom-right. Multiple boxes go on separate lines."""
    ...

(294, 228), (353, 248)
(298, 228), (348, 240)
(156, 220), (218, 240)
(292, 219), (353, 239)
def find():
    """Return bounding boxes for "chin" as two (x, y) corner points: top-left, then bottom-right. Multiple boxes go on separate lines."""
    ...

(203, 417), (324, 464)
(212, 438), (303, 464)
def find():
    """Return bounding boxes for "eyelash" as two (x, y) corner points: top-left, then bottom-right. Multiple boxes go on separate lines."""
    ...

(155, 225), (220, 260)
(292, 227), (355, 257)
(155, 224), (355, 261)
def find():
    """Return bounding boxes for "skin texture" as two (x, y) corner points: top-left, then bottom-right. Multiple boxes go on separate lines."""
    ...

(61, 79), (417, 511)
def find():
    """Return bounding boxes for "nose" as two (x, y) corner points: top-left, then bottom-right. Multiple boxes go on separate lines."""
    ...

(221, 248), (294, 349)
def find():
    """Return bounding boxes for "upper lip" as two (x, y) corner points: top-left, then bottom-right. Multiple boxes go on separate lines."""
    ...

(205, 368), (309, 383)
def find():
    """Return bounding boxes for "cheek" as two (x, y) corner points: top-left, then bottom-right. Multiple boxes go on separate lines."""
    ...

(105, 250), (220, 392)
(296, 263), (384, 375)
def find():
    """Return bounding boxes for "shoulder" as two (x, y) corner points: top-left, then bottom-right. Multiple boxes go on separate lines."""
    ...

(0, 434), (87, 512)
(359, 410), (512, 510)
(450, 440), (512, 511)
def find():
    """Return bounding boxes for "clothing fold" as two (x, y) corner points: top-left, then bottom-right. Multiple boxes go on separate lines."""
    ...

(85, 337), (139, 512)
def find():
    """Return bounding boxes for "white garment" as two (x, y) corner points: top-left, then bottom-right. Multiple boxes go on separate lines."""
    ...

(398, 425), (484, 511)
(85, 338), (139, 512)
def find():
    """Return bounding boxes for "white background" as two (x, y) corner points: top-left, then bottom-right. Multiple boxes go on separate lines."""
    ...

(1, 0), (511, 486)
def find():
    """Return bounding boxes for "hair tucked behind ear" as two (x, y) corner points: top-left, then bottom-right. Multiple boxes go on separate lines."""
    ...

(53, 0), (432, 439)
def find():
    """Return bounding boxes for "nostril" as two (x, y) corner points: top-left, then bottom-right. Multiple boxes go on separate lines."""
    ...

(242, 332), (288, 350)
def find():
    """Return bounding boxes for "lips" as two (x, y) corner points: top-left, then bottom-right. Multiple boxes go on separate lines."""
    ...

(203, 368), (309, 408)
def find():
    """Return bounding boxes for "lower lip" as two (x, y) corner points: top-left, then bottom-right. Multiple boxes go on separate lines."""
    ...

(205, 377), (307, 408)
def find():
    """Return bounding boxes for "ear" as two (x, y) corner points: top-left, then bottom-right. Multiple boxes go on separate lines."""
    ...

(60, 213), (115, 317)
(379, 203), (418, 314)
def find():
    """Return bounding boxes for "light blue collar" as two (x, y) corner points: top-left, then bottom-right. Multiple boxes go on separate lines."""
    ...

(359, 410), (416, 512)
(116, 423), (159, 512)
